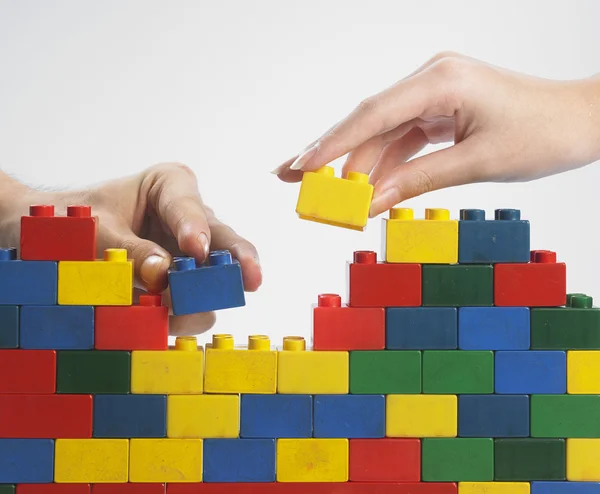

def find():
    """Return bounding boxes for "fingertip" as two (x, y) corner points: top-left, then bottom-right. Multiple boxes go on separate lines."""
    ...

(139, 254), (171, 293)
(177, 226), (211, 263)
(276, 169), (304, 183)
(169, 312), (217, 336)
(236, 253), (262, 292)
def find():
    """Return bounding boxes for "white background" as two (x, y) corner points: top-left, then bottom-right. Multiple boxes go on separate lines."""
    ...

(0, 0), (599, 345)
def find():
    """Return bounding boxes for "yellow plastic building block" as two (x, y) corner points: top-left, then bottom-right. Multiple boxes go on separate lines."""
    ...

(131, 336), (204, 394)
(58, 248), (133, 305)
(384, 208), (458, 263)
(386, 395), (457, 437)
(276, 438), (348, 482)
(54, 439), (129, 483)
(277, 336), (348, 394)
(204, 334), (277, 394)
(295, 166), (374, 231)
(567, 438), (600, 481)
(567, 351), (600, 393)
(459, 483), (530, 494)
(129, 438), (203, 482)
(167, 394), (240, 438)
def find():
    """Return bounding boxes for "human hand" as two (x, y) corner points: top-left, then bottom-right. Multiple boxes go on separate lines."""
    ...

(0, 163), (262, 335)
(273, 52), (600, 217)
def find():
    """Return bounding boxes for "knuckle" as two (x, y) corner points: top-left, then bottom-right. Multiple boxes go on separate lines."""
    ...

(411, 167), (436, 196)
(429, 51), (464, 65)
(118, 237), (147, 259)
(356, 97), (377, 114)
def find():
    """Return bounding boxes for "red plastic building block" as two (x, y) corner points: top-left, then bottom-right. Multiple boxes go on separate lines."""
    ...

(0, 350), (56, 393)
(0, 394), (92, 438)
(17, 485), (90, 493)
(349, 438), (421, 482)
(168, 483), (457, 493)
(313, 294), (385, 350)
(349, 251), (422, 307)
(20, 205), (97, 261)
(495, 250), (567, 307)
(93, 485), (166, 493)
(95, 294), (169, 350)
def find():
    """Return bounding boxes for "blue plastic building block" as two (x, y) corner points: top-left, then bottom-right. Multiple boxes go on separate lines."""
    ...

(459, 395), (529, 437)
(458, 209), (530, 263)
(93, 394), (167, 438)
(386, 308), (457, 350)
(458, 307), (530, 350)
(240, 394), (312, 438)
(168, 250), (245, 315)
(20, 306), (94, 349)
(532, 483), (600, 493)
(203, 438), (276, 482)
(495, 351), (566, 394)
(0, 249), (57, 305)
(313, 395), (385, 438)
(0, 439), (54, 483)
(0, 306), (19, 348)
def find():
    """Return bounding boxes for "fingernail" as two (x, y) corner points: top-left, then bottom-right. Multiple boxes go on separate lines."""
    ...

(289, 144), (319, 171)
(140, 255), (170, 286)
(369, 188), (400, 218)
(198, 232), (210, 260)
(270, 163), (289, 175)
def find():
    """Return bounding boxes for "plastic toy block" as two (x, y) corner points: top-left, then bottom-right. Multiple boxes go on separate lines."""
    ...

(92, 485), (166, 493)
(0, 394), (92, 438)
(458, 307), (530, 350)
(531, 395), (600, 438)
(129, 439), (203, 482)
(495, 439), (565, 481)
(0, 488), (13, 494)
(17, 486), (90, 493)
(204, 334), (277, 394)
(422, 351), (494, 394)
(458, 209), (530, 264)
(20, 205), (96, 261)
(20, 306), (94, 349)
(531, 294), (600, 349)
(0, 439), (54, 483)
(168, 251), (245, 315)
(55, 439), (128, 483)
(384, 208), (458, 263)
(532, 483), (600, 494)
(167, 395), (239, 438)
(57, 350), (130, 394)
(386, 307), (457, 350)
(348, 251), (422, 307)
(494, 250), (566, 307)
(203, 439), (276, 482)
(567, 439), (600, 481)
(349, 439), (420, 482)
(350, 350), (421, 394)
(295, 166), (373, 231)
(277, 337), (348, 394)
(422, 438), (494, 481)
(422, 265), (493, 306)
(386, 394), (457, 437)
(276, 438), (349, 482)
(0, 306), (18, 348)
(167, 483), (458, 494)
(131, 336), (203, 394)
(0, 249), (57, 305)
(313, 294), (385, 350)
(568, 351), (600, 393)
(95, 294), (168, 350)
(93, 394), (166, 438)
(314, 394), (385, 438)
(58, 249), (132, 306)
(458, 395), (529, 438)
(495, 351), (566, 394)
(459, 483), (530, 494)
(0, 349), (56, 393)
(240, 394), (312, 438)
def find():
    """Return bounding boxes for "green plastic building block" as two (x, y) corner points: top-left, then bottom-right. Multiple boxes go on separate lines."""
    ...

(531, 294), (600, 349)
(531, 395), (600, 438)
(0, 486), (15, 494)
(350, 350), (421, 394)
(422, 438), (494, 481)
(57, 350), (131, 394)
(422, 265), (493, 306)
(423, 351), (494, 394)
(494, 438), (565, 480)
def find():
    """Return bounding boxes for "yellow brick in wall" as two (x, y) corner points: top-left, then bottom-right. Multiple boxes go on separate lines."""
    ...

(459, 483), (530, 494)
(204, 334), (277, 394)
(130, 438), (203, 482)
(296, 166), (373, 231)
(567, 351), (600, 393)
(384, 208), (458, 263)
(131, 336), (203, 394)
(567, 439), (600, 481)
(387, 395), (457, 437)
(277, 438), (348, 482)
(54, 439), (129, 483)
(58, 248), (133, 305)
(277, 337), (348, 394)
(167, 394), (239, 438)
